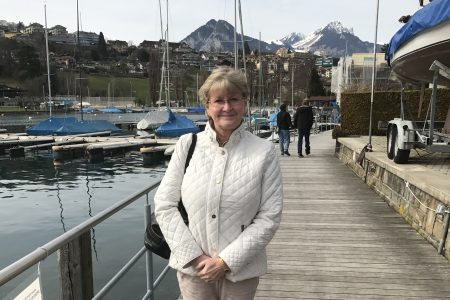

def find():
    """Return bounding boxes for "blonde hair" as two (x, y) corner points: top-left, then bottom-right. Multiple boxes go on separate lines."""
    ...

(198, 67), (248, 104)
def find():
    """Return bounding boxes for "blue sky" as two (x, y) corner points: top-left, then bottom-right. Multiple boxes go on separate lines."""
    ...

(2, 0), (421, 45)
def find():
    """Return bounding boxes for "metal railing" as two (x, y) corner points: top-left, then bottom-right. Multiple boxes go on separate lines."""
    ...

(0, 180), (171, 300)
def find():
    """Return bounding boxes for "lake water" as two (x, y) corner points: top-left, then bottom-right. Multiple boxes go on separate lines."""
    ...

(0, 150), (180, 299)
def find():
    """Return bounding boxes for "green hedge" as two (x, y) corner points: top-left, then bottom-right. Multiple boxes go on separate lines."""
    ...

(340, 89), (450, 136)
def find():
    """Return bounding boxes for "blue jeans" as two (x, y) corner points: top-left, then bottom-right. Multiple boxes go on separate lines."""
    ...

(298, 128), (310, 155)
(279, 129), (290, 153)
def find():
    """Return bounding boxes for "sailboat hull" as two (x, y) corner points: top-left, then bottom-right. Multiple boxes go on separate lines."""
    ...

(390, 19), (450, 86)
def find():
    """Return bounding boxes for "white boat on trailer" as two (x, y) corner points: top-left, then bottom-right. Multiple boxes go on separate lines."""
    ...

(385, 0), (450, 164)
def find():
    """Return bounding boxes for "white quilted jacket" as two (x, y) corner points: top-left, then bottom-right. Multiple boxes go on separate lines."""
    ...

(154, 121), (283, 282)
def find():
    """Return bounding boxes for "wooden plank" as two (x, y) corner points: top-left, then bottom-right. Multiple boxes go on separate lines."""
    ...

(255, 131), (450, 299)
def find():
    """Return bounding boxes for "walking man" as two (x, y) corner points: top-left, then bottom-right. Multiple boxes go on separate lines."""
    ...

(277, 103), (292, 156)
(293, 99), (313, 157)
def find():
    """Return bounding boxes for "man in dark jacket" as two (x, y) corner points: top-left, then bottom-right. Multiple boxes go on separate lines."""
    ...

(293, 99), (314, 157)
(277, 103), (292, 156)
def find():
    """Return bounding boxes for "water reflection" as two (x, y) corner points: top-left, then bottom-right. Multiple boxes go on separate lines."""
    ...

(0, 151), (175, 299)
(55, 169), (66, 232)
(85, 167), (99, 261)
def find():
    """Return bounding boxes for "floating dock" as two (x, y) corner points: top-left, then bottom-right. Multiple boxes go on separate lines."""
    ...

(1, 132), (177, 164)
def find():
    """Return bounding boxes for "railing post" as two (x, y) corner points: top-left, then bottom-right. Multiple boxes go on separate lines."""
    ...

(145, 204), (154, 300)
(58, 231), (93, 300)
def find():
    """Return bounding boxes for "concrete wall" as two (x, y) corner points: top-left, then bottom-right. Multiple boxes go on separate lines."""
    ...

(335, 138), (450, 260)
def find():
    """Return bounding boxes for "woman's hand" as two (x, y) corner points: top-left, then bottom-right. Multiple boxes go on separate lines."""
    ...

(194, 256), (226, 283)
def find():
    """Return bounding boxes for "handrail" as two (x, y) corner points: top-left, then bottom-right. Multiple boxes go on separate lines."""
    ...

(0, 180), (161, 286)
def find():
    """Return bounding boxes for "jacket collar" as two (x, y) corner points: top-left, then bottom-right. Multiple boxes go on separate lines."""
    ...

(204, 120), (246, 147)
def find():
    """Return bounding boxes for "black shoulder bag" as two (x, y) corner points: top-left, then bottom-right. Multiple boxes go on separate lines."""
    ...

(144, 133), (197, 259)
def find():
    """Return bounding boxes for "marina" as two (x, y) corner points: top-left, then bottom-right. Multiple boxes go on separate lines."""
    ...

(1, 0), (450, 298)
(2, 130), (450, 299)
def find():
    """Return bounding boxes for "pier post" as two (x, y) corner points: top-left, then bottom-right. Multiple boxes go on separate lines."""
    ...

(141, 147), (164, 166)
(88, 148), (104, 163)
(53, 146), (71, 161)
(9, 147), (25, 158)
(58, 231), (93, 300)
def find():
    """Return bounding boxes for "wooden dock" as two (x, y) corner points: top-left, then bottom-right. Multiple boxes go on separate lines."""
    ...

(256, 131), (450, 299)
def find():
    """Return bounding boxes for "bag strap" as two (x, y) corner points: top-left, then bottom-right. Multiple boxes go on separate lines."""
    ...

(178, 133), (196, 225)
(184, 133), (197, 171)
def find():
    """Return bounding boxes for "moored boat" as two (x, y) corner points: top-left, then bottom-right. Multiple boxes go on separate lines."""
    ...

(386, 0), (450, 85)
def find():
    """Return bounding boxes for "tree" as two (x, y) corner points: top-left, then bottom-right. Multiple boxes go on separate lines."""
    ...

(17, 21), (25, 32)
(308, 68), (325, 96)
(136, 48), (149, 63)
(15, 44), (41, 81)
(243, 41), (251, 56)
(98, 32), (107, 59)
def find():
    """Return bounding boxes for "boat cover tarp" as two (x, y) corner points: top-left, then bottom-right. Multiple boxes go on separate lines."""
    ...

(26, 117), (77, 135)
(26, 117), (121, 136)
(155, 110), (199, 137)
(187, 106), (205, 113)
(100, 106), (123, 113)
(55, 120), (121, 135)
(81, 107), (97, 113)
(386, 0), (450, 64)
(136, 109), (169, 130)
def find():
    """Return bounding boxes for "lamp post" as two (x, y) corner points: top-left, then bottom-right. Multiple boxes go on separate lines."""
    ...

(368, 0), (380, 150)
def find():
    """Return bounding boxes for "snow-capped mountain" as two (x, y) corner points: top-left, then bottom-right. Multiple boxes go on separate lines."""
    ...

(292, 21), (380, 57)
(182, 20), (380, 57)
(182, 19), (283, 53)
(279, 32), (305, 48)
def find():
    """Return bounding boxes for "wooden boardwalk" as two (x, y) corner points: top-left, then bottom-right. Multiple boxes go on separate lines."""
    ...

(256, 131), (450, 299)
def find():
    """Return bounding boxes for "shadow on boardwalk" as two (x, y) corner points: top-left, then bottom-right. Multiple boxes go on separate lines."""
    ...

(256, 131), (450, 300)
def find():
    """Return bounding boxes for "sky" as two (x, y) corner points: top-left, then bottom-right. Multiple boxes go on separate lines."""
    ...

(2, 0), (421, 45)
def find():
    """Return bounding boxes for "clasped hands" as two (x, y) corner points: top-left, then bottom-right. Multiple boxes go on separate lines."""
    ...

(192, 254), (227, 283)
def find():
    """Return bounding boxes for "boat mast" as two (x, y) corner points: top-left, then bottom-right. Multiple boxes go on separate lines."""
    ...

(234, 0), (238, 70)
(258, 32), (262, 111)
(76, 0), (83, 121)
(166, 0), (171, 108)
(291, 65), (294, 110)
(238, 0), (246, 74)
(157, 0), (165, 109)
(44, 3), (52, 118)
(196, 73), (199, 105)
(368, 0), (380, 149)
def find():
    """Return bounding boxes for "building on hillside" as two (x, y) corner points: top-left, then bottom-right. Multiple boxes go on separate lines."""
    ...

(276, 48), (288, 58)
(75, 31), (99, 46)
(48, 33), (76, 44)
(23, 23), (44, 34)
(0, 30), (4, 38)
(4, 31), (19, 38)
(49, 25), (67, 35)
(139, 40), (160, 49)
(174, 42), (194, 53)
(54, 55), (76, 69)
(108, 40), (129, 54)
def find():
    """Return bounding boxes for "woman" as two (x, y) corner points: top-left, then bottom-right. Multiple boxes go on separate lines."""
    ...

(154, 67), (283, 300)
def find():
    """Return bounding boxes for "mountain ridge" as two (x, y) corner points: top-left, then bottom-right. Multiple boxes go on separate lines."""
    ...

(182, 20), (381, 57)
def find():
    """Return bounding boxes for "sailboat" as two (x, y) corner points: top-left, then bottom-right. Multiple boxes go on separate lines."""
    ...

(100, 82), (123, 113)
(27, 2), (121, 136)
(187, 73), (205, 113)
(137, 0), (199, 137)
(386, 0), (450, 86)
